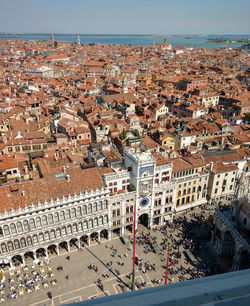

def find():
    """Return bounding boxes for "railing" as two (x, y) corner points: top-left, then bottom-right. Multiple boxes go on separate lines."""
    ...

(215, 207), (250, 253)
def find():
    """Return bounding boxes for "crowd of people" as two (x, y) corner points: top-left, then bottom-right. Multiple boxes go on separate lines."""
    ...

(0, 258), (57, 303)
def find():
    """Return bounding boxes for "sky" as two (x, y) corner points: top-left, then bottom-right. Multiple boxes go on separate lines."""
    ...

(0, 0), (249, 34)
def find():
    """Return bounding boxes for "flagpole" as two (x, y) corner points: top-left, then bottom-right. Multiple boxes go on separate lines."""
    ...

(131, 197), (136, 291)
(165, 244), (171, 285)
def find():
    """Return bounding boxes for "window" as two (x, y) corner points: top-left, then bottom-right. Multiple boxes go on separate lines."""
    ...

(72, 224), (77, 233)
(89, 220), (93, 228)
(61, 227), (67, 236)
(225, 173), (228, 177)
(54, 213), (59, 223)
(71, 208), (76, 218)
(78, 222), (83, 232)
(231, 178), (234, 182)
(8, 147), (13, 152)
(45, 231), (50, 241)
(93, 202), (97, 212)
(36, 217), (42, 227)
(23, 220), (29, 231)
(13, 239), (19, 250)
(94, 218), (98, 227)
(82, 205), (87, 214)
(17, 222), (23, 233)
(32, 145), (41, 150)
(104, 215), (108, 224)
(15, 146), (20, 152)
(22, 145), (31, 151)
(48, 214), (53, 225)
(8, 241), (14, 251)
(50, 230), (56, 239)
(42, 215), (48, 226)
(83, 221), (88, 230)
(39, 233), (44, 242)
(29, 218), (36, 229)
(1, 243), (7, 253)
(88, 204), (92, 214)
(10, 223), (17, 234)
(26, 236), (32, 246)
(98, 202), (102, 211)
(99, 216), (103, 225)
(215, 188), (218, 194)
(67, 225), (72, 234)
(217, 175), (220, 178)
(32, 234), (38, 244)
(60, 211), (65, 221)
(56, 228), (61, 237)
(20, 238), (26, 248)
(65, 209), (71, 220)
(230, 185), (233, 190)
(216, 181), (219, 186)
(76, 207), (82, 217)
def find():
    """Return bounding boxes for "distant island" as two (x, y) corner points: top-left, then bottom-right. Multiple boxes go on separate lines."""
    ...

(208, 38), (250, 43)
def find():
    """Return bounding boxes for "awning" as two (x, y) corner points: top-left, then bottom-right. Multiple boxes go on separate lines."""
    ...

(164, 215), (171, 221)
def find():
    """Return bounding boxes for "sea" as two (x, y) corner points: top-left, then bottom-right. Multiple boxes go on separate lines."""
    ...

(0, 34), (249, 49)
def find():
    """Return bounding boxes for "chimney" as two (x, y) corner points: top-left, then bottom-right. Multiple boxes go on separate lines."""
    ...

(210, 162), (214, 172)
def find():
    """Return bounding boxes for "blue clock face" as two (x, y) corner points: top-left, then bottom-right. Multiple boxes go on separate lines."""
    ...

(140, 199), (148, 207)
(139, 166), (153, 177)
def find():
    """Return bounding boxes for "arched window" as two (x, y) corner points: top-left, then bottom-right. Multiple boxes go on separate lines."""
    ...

(3, 225), (10, 236)
(88, 204), (92, 214)
(61, 227), (67, 236)
(14, 240), (20, 249)
(82, 205), (87, 214)
(7, 241), (14, 251)
(67, 225), (72, 234)
(60, 211), (65, 221)
(48, 214), (53, 225)
(50, 230), (56, 239)
(39, 233), (44, 242)
(93, 202), (97, 212)
(104, 215), (108, 224)
(26, 236), (32, 246)
(94, 218), (98, 227)
(33, 234), (38, 244)
(23, 220), (29, 231)
(98, 202), (102, 211)
(10, 223), (17, 234)
(56, 228), (61, 237)
(99, 216), (103, 225)
(76, 206), (82, 217)
(35, 217), (41, 227)
(0, 227), (3, 237)
(54, 213), (59, 223)
(72, 224), (77, 233)
(104, 200), (108, 209)
(83, 221), (88, 230)
(29, 218), (36, 230)
(42, 215), (48, 226)
(78, 222), (83, 231)
(20, 238), (26, 248)
(130, 206), (133, 213)
(1, 243), (7, 253)
(44, 231), (50, 241)
(126, 207), (129, 214)
(65, 209), (71, 220)
(88, 219), (93, 228)
(71, 208), (76, 218)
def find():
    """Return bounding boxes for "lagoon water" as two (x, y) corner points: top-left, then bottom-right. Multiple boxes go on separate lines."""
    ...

(0, 34), (249, 49)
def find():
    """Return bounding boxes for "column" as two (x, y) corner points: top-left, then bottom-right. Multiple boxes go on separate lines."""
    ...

(121, 227), (125, 236)
(108, 230), (111, 241)
(98, 232), (101, 243)
(78, 239), (80, 249)
(57, 246), (60, 256)
(87, 235), (90, 246)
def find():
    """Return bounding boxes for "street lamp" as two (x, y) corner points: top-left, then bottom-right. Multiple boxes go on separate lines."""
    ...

(131, 196), (136, 291)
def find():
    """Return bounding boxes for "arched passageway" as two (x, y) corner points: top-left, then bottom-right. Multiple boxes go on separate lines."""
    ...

(139, 213), (149, 228)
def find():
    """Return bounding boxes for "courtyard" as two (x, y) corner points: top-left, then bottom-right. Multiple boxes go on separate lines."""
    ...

(1, 202), (228, 306)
